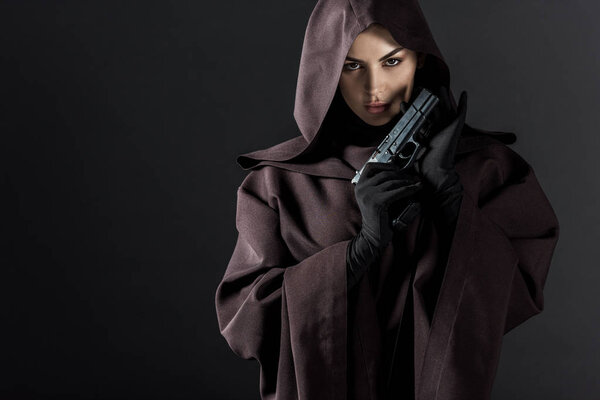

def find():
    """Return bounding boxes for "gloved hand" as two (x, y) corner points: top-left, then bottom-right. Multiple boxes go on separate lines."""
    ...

(415, 87), (467, 199)
(347, 162), (423, 289)
(415, 86), (467, 235)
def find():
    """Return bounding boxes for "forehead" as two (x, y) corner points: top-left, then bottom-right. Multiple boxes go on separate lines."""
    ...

(349, 24), (401, 53)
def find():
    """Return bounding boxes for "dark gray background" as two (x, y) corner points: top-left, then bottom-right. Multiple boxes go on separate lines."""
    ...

(1, 0), (597, 399)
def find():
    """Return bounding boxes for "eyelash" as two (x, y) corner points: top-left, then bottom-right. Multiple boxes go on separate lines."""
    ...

(343, 58), (402, 71)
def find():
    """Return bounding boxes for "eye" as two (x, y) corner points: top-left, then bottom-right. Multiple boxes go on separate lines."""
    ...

(342, 58), (402, 72)
(385, 58), (402, 66)
(343, 62), (361, 71)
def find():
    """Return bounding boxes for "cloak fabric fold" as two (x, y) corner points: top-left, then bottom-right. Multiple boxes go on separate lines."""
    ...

(215, 140), (559, 399)
(217, 176), (351, 400)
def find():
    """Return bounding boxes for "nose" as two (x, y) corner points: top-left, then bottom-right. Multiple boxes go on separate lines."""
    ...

(364, 68), (384, 98)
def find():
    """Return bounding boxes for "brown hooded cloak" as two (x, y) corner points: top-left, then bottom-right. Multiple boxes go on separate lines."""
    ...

(215, 0), (560, 399)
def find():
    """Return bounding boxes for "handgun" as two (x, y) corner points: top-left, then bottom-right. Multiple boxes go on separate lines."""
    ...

(351, 87), (439, 184)
(351, 87), (440, 228)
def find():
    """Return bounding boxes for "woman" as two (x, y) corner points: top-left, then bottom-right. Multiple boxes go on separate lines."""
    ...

(215, 0), (559, 399)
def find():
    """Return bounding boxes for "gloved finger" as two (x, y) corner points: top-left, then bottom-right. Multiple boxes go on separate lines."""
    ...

(361, 161), (397, 179)
(379, 184), (423, 205)
(365, 172), (420, 188)
(357, 163), (393, 185)
(355, 168), (416, 198)
(376, 179), (422, 193)
(360, 161), (417, 181)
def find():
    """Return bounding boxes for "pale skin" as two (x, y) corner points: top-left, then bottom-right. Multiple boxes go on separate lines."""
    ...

(338, 23), (426, 126)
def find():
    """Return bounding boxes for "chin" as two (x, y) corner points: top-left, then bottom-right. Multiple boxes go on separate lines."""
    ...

(361, 114), (392, 126)
(364, 107), (402, 126)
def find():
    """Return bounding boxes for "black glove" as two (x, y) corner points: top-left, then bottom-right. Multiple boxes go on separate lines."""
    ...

(415, 87), (467, 232)
(416, 88), (466, 196)
(347, 162), (423, 289)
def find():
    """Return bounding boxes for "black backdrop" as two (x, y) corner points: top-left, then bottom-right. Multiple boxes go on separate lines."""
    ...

(2, 1), (599, 399)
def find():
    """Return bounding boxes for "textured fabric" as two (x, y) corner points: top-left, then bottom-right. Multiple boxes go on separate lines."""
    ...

(215, 140), (559, 399)
(215, 0), (559, 399)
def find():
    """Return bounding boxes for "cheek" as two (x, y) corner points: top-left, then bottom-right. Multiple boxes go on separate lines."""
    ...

(391, 67), (416, 88)
(339, 76), (357, 91)
(389, 68), (417, 97)
(339, 77), (361, 103)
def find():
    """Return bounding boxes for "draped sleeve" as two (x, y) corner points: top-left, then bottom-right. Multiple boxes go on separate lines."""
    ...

(459, 142), (560, 334)
(414, 142), (561, 399)
(215, 168), (349, 400)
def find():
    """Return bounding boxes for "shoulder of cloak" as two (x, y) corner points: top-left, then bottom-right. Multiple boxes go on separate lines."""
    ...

(235, 123), (518, 180)
(236, 135), (357, 180)
(236, 135), (308, 169)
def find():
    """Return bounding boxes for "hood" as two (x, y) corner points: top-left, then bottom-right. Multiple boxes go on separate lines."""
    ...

(237, 0), (516, 177)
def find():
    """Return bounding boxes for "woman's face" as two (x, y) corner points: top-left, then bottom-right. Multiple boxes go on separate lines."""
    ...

(338, 24), (425, 126)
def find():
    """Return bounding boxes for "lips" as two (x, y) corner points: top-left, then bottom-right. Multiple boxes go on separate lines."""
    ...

(365, 102), (390, 114)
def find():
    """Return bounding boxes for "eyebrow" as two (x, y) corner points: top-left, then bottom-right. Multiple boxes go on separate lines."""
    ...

(345, 47), (405, 63)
